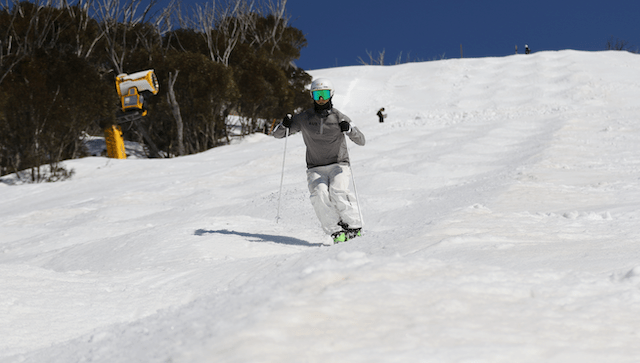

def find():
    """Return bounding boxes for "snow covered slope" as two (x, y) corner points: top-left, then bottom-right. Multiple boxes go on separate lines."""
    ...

(2, 50), (640, 362)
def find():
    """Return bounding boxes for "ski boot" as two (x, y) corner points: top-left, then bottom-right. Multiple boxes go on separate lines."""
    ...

(332, 231), (347, 244)
(345, 228), (362, 240)
(338, 221), (362, 241)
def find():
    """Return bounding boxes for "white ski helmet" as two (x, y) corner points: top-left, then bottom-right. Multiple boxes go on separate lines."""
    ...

(310, 78), (334, 98)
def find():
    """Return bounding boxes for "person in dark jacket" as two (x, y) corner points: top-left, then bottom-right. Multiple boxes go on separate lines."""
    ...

(377, 108), (386, 123)
(273, 78), (365, 243)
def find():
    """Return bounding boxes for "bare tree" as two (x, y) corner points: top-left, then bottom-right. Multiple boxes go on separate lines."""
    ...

(358, 48), (426, 66)
(189, 1), (216, 62)
(166, 70), (185, 156)
(265, 0), (288, 54)
(0, 0), (65, 85)
(91, 0), (156, 74)
(358, 49), (386, 65)
(246, 0), (290, 55)
(0, 0), (113, 83)
(63, 0), (105, 59)
(606, 36), (630, 51)
(190, 0), (251, 66)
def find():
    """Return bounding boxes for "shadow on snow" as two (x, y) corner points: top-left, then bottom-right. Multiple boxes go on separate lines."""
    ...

(194, 229), (320, 247)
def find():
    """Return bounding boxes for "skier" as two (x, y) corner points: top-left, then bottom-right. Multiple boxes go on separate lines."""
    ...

(377, 107), (386, 123)
(273, 78), (366, 243)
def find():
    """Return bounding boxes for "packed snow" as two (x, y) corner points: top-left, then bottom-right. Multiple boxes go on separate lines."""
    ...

(2, 50), (640, 362)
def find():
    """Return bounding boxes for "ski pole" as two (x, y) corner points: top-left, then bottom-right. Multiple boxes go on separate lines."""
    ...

(343, 131), (364, 229)
(276, 127), (289, 223)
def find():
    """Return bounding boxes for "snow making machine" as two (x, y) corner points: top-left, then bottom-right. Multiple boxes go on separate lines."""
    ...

(115, 70), (159, 116)
(104, 70), (159, 159)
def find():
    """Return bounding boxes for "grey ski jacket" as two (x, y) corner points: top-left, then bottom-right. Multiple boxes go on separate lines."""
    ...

(273, 107), (365, 169)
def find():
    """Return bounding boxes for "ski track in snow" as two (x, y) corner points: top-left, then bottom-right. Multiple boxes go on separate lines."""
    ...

(2, 50), (640, 362)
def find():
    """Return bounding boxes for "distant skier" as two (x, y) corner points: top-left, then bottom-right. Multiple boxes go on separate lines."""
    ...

(525, 45), (531, 54)
(377, 108), (386, 123)
(273, 78), (365, 244)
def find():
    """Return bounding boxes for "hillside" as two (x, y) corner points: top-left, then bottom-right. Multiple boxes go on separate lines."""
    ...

(2, 50), (640, 362)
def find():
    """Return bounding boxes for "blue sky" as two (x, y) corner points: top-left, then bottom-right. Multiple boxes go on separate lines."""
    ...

(284, 0), (640, 70)
(164, 0), (640, 71)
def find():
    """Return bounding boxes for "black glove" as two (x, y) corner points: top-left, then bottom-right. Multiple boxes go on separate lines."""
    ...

(339, 121), (351, 132)
(282, 114), (293, 128)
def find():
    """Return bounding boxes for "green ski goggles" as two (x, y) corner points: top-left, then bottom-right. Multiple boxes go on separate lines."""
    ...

(312, 89), (331, 101)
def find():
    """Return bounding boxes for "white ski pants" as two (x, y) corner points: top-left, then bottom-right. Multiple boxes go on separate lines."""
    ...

(306, 163), (361, 235)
